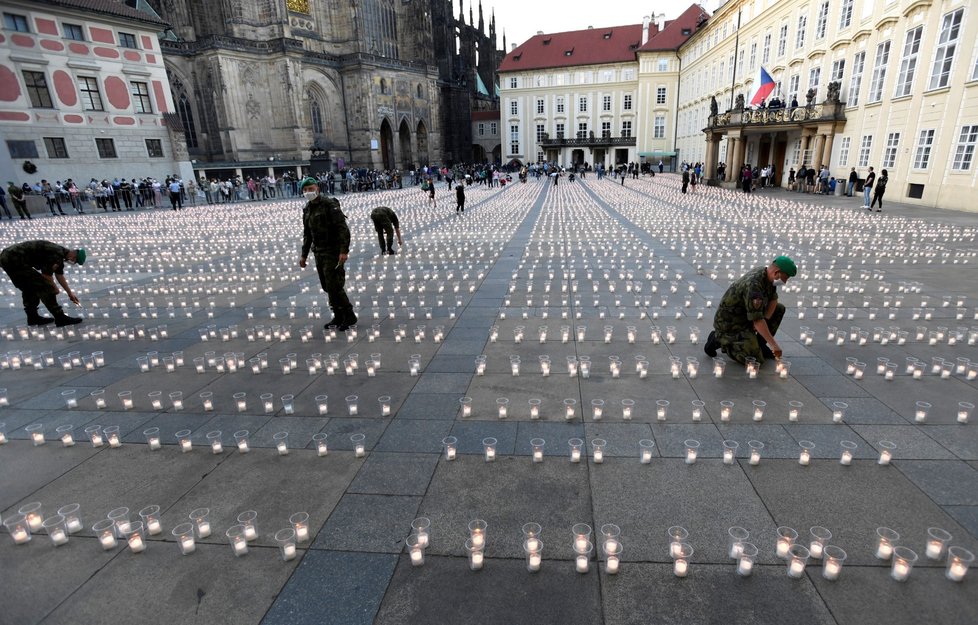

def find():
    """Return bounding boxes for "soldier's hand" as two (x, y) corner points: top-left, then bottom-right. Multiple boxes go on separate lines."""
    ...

(338, 253), (349, 263)
(773, 349), (783, 360)
(299, 257), (307, 268)
(69, 293), (80, 305)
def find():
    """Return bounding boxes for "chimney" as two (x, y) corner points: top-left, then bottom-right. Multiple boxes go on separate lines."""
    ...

(511, 43), (517, 51)
(656, 13), (666, 32)
(642, 15), (651, 45)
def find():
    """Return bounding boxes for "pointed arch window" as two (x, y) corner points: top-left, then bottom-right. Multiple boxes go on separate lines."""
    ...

(176, 92), (198, 149)
(310, 99), (324, 135)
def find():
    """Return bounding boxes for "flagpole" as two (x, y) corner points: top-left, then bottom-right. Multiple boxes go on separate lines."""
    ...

(729, 8), (742, 110)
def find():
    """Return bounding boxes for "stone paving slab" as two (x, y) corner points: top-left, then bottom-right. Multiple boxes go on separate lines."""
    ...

(373, 555), (603, 625)
(0, 441), (102, 514)
(894, 460), (978, 506)
(312, 494), (421, 553)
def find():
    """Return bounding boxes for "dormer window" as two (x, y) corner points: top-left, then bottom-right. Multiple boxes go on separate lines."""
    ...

(564, 48), (574, 56)
(603, 31), (612, 39)
(542, 37), (552, 45)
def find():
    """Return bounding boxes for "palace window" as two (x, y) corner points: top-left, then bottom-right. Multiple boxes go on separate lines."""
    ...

(928, 8), (963, 90)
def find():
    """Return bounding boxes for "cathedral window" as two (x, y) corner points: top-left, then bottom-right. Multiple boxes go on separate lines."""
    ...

(363, 0), (398, 59)
(310, 100), (324, 135)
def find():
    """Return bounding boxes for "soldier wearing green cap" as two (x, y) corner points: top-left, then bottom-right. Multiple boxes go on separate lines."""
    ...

(0, 240), (85, 326)
(298, 177), (357, 331)
(705, 256), (797, 365)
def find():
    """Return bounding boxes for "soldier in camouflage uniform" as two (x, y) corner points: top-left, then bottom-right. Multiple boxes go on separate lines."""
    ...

(705, 256), (797, 365)
(299, 177), (357, 331)
(370, 206), (403, 255)
(0, 240), (86, 326)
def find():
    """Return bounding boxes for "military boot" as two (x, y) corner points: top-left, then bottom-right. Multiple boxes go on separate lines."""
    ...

(324, 310), (339, 330)
(54, 313), (83, 327)
(336, 308), (358, 332)
(26, 310), (55, 326)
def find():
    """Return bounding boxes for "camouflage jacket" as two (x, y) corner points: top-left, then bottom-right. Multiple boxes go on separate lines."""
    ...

(301, 196), (350, 258)
(0, 240), (70, 275)
(714, 267), (777, 332)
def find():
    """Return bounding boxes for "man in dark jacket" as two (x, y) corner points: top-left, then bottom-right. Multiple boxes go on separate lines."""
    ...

(370, 206), (403, 255)
(299, 177), (357, 331)
(0, 240), (85, 326)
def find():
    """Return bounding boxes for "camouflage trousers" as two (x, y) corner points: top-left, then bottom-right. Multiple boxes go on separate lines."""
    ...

(717, 303), (785, 365)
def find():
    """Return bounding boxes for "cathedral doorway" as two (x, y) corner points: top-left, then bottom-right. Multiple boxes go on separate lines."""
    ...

(380, 119), (394, 170)
(398, 120), (412, 170)
(417, 121), (429, 166)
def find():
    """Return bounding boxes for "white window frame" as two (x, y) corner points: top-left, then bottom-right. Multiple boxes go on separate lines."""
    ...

(849, 51), (865, 106)
(838, 136), (851, 166)
(510, 100), (518, 115)
(808, 67), (821, 93)
(882, 132), (900, 168)
(839, 0), (854, 30)
(536, 98), (544, 114)
(778, 23), (788, 58)
(913, 129), (934, 169)
(868, 41), (890, 103)
(602, 95), (611, 112)
(951, 125), (978, 171)
(795, 14), (807, 50)
(654, 115), (666, 139)
(576, 122), (588, 139)
(656, 87), (667, 105)
(621, 120), (632, 138)
(858, 135), (873, 167)
(895, 27), (922, 98)
(928, 8), (963, 90)
(601, 121), (611, 138)
(509, 77), (518, 89)
(762, 33), (771, 64)
(509, 124), (520, 154)
(555, 97), (564, 114)
(578, 96), (588, 113)
(535, 124), (545, 142)
(623, 94), (632, 110)
(815, 2), (829, 40)
(831, 59), (845, 82)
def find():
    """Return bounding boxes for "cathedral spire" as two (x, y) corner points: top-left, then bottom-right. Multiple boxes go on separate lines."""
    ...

(469, 2), (474, 29)
(478, 1), (484, 34)
(458, 0), (465, 25)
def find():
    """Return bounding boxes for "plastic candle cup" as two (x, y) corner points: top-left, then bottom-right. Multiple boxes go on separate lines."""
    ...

(720, 400), (734, 422)
(722, 440), (739, 465)
(798, 441), (815, 465)
(274, 432), (290, 455)
(125, 521), (147, 553)
(877, 440), (896, 465)
(459, 396), (472, 418)
(959, 401), (975, 424)
(169, 391), (184, 411)
(91, 389), (106, 409)
(604, 541), (622, 574)
(226, 525), (249, 557)
(673, 542), (693, 577)
(840, 440), (858, 465)
(58, 504), (83, 534)
(57, 424), (75, 447)
(727, 526), (749, 559)
(377, 395), (391, 416)
(316, 395), (329, 416)
(809, 526), (832, 559)
(139, 505), (163, 536)
(787, 544), (810, 579)
(313, 433), (329, 456)
(346, 395), (359, 416)
(564, 398), (577, 420)
(175, 429), (193, 453)
(351, 433), (366, 457)
(4, 513), (32, 545)
(713, 358), (726, 378)
(690, 400), (705, 422)
(407, 533), (425, 566)
(946, 546), (974, 582)
(639, 439), (655, 464)
(92, 518), (117, 550)
(788, 400), (803, 422)
(43, 514), (71, 546)
(752, 400), (766, 421)
(411, 517), (430, 549)
(776, 526), (798, 559)
(237, 510), (258, 541)
(468, 519), (488, 551)
(26, 423), (45, 446)
(190, 509), (211, 538)
(291, 511), (311, 544)
(925, 527), (952, 560)
(822, 545), (847, 581)
(591, 399), (604, 420)
(528, 398), (542, 419)
(530, 438), (546, 463)
(568, 438), (584, 463)
(737, 542), (759, 576)
(172, 523), (196, 555)
(591, 439), (606, 464)
(233, 430), (250, 453)
(914, 401), (931, 423)
(891, 546), (918, 582)
(747, 440), (764, 465)
(482, 437), (497, 462)
(684, 439), (700, 464)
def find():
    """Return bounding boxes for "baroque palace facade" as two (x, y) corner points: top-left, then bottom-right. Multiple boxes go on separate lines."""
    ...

(150, 0), (502, 178)
(500, 0), (977, 210)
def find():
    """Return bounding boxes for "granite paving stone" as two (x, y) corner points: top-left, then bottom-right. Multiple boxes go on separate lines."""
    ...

(312, 494), (421, 553)
(850, 425), (957, 460)
(894, 460), (978, 506)
(942, 506), (978, 540)
(392, 392), (464, 419)
(348, 452), (439, 496)
(373, 418), (454, 453)
(921, 425), (978, 461)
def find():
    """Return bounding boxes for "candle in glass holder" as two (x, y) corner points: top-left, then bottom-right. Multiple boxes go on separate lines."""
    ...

(925, 527), (951, 560)
(720, 401), (733, 422)
(93, 519), (117, 549)
(684, 440), (699, 464)
(776, 527), (797, 559)
(798, 441), (814, 465)
(316, 395), (329, 416)
(639, 439), (654, 464)
(592, 439), (606, 463)
(274, 432), (289, 455)
(352, 434), (366, 457)
(946, 546), (974, 582)
(787, 544), (809, 578)
(877, 441), (895, 465)
(722, 440), (738, 465)
(176, 430), (192, 453)
(497, 398), (509, 419)
(890, 547), (917, 582)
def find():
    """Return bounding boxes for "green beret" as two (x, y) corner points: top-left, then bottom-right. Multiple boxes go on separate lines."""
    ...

(300, 177), (319, 190)
(75, 248), (87, 265)
(773, 255), (797, 277)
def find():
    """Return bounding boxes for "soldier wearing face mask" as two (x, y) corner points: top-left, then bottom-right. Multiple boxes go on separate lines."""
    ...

(298, 177), (357, 331)
(704, 256), (797, 365)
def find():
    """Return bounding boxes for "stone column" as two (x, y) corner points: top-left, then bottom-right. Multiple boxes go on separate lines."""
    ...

(812, 134), (826, 168)
(800, 133), (812, 165)
(767, 134), (777, 167)
(704, 134), (717, 182)
(822, 132), (835, 170)
(729, 136), (743, 184)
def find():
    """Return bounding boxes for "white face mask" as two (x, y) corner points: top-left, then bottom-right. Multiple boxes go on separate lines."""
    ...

(303, 191), (318, 201)
(773, 279), (785, 288)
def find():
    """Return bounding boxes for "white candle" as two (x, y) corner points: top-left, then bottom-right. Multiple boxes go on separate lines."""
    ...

(788, 558), (805, 577)
(738, 558), (753, 576)
(670, 542), (682, 558)
(575, 536), (588, 552)
(878, 450), (892, 465)
(729, 543), (743, 558)
(641, 449), (653, 464)
(810, 542), (823, 559)
(410, 547), (424, 566)
(673, 558), (688, 577)
(296, 525), (309, 542)
(685, 449), (697, 464)
(66, 518), (82, 533)
(876, 541), (893, 559)
(593, 449), (604, 464)
(776, 539), (790, 558)
(471, 532), (485, 549)
(824, 560), (841, 580)
(128, 534), (145, 553)
(947, 561), (968, 582)
(576, 554), (589, 573)
(26, 514), (42, 532)
(99, 532), (117, 549)
(180, 439), (192, 453)
(926, 540), (943, 559)
(528, 553), (541, 571)
(233, 539), (248, 556)
(840, 450), (853, 465)
(237, 439), (249, 453)
(180, 536), (196, 554)
(723, 449), (734, 465)
(750, 449), (761, 465)
(533, 449), (543, 462)
(571, 448), (581, 463)
(196, 521), (211, 538)
(243, 525), (257, 541)
(62, 433), (75, 447)
(355, 443), (366, 458)
(147, 519), (162, 535)
(799, 450), (810, 466)
(283, 544), (297, 560)
(485, 447), (495, 461)
(211, 440), (223, 454)
(891, 561), (910, 581)
(606, 555), (620, 574)
(277, 441), (289, 455)
(11, 527), (29, 544)
(470, 551), (484, 570)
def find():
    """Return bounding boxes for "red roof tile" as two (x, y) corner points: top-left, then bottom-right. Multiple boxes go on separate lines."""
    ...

(472, 110), (500, 121)
(638, 5), (708, 51)
(35, 0), (169, 27)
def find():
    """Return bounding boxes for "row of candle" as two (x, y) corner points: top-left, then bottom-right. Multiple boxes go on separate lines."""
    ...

(0, 349), (106, 372)
(2, 503), (313, 561)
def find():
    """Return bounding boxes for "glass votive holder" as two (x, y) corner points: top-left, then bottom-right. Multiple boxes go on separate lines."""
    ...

(457, 396), (473, 418)
(877, 440), (896, 465)
(840, 440), (858, 465)
(104, 425), (121, 448)
(136, 356), (149, 372)
(237, 510), (258, 541)
(798, 440), (815, 465)
(831, 401), (848, 423)
(722, 440), (739, 465)
(230, 392), (245, 413)
(958, 401), (975, 424)
(668, 526), (689, 558)
(604, 541), (622, 574)
(169, 391), (184, 411)
(591, 439), (606, 464)
(345, 394), (358, 416)
(346, 433), (364, 457)
(468, 519), (488, 552)
(655, 399), (669, 421)
(639, 439), (655, 464)
(90, 389), (106, 409)
(24, 423), (45, 446)
(147, 390), (163, 411)
(172, 522), (196, 555)
(591, 399), (604, 420)
(139, 505), (163, 536)
(407, 533), (425, 566)
(530, 438), (546, 462)
(728, 526), (750, 559)
(737, 542), (758, 577)
(853, 361), (866, 380)
(891, 546), (918, 582)
(573, 539), (593, 573)
(925, 527), (952, 560)
(776, 526), (798, 559)
(273, 431), (290, 456)
(279, 357), (292, 375)
(946, 546), (974, 582)
(125, 521), (147, 553)
(777, 360), (791, 379)
(563, 437), (582, 463)
(226, 525), (249, 557)
(564, 398), (577, 420)
(42, 514), (69, 546)
(315, 394), (329, 416)
(752, 400), (766, 421)
(719, 400), (734, 422)
(57, 503), (83, 534)
(4, 512), (31, 545)
(684, 439), (700, 464)
(914, 401), (931, 423)
(411, 517), (431, 548)
(175, 429), (192, 452)
(786, 400), (803, 422)
(194, 357), (206, 373)
(787, 544), (810, 578)
(744, 440), (762, 465)
(527, 398), (542, 420)
(809, 526), (832, 559)
(673, 542), (693, 577)
(92, 518), (117, 550)
(260, 393), (275, 414)
(822, 545), (847, 580)
(492, 397), (507, 419)
(713, 357), (726, 378)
